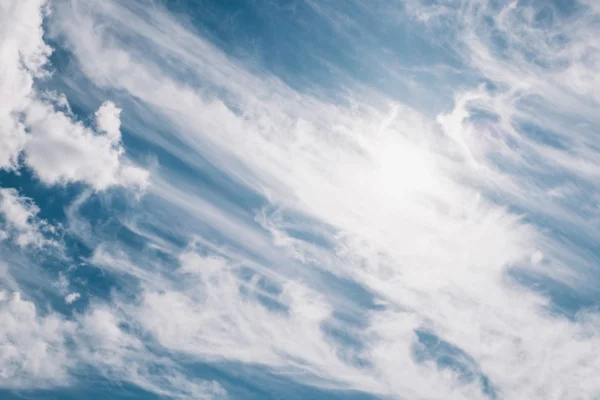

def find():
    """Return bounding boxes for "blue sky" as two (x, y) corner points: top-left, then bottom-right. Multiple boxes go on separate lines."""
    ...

(1, 0), (600, 399)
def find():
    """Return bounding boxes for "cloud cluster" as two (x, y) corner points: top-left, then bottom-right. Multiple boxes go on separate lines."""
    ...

(0, 188), (53, 247)
(2, 0), (600, 399)
(0, 288), (225, 398)
(45, 0), (600, 398)
(0, 0), (147, 191)
(0, 291), (74, 388)
(0, 0), (158, 396)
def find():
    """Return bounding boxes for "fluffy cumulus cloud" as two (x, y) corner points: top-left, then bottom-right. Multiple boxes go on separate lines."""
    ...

(0, 188), (51, 247)
(2, 0), (600, 399)
(0, 291), (74, 388)
(0, 0), (147, 191)
(24, 99), (148, 190)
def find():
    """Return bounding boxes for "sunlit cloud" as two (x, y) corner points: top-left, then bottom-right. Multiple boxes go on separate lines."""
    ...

(1, 0), (600, 399)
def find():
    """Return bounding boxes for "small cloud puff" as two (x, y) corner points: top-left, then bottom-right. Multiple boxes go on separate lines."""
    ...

(65, 292), (81, 304)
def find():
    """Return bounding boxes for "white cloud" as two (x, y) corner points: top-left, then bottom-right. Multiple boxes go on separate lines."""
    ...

(0, 188), (50, 248)
(45, 1), (600, 398)
(64, 292), (80, 304)
(129, 249), (382, 393)
(0, 288), (225, 399)
(0, 291), (74, 388)
(23, 99), (148, 190)
(76, 305), (226, 400)
(0, 0), (49, 170)
(95, 100), (122, 142)
(0, 0), (595, 399)
(0, 0), (148, 191)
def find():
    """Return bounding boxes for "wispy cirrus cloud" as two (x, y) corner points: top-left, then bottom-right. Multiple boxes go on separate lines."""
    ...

(45, 0), (600, 398)
(1, 0), (600, 399)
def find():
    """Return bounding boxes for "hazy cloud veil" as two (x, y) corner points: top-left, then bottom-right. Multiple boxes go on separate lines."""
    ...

(1, 0), (600, 399)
